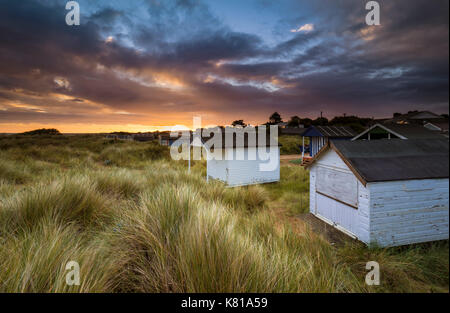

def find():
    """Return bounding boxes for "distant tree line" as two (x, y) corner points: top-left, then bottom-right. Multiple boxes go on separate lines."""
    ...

(232, 112), (374, 133)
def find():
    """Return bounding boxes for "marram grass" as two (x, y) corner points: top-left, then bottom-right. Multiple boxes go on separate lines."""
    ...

(0, 134), (448, 292)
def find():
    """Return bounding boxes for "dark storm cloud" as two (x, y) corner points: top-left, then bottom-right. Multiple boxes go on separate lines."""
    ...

(0, 0), (448, 129)
(219, 62), (287, 81)
(90, 7), (123, 23)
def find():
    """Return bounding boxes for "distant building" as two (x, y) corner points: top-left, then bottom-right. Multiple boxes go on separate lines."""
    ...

(158, 132), (185, 146)
(306, 138), (449, 247)
(133, 133), (156, 142)
(105, 133), (133, 140)
(382, 110), (444, 125)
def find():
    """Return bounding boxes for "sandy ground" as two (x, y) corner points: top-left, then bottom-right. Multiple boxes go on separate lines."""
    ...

(280, 154), (302, 160)
(280, 154), (302, 164)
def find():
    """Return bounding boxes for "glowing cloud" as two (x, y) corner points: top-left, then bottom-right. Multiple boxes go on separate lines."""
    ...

(53, 77), (71, 90)
(290, 23), (314, 33)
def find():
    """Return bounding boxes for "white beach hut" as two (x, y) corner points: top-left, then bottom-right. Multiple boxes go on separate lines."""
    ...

(204, 131), (280, 187)
(306, 138), (449, 247)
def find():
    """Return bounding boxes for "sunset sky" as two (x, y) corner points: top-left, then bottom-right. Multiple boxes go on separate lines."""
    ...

(0, 0), (448, 133)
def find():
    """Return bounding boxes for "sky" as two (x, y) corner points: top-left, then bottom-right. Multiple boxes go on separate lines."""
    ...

(0, 0), (448, 132)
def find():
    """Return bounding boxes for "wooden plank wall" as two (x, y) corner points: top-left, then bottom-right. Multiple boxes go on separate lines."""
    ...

(368, 179), (449, 246)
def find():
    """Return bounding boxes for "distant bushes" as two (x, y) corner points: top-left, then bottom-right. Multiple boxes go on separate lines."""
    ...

(20, 128), (61, 136)
(279, 135), (307, 155)
(0, 134), (170, 169)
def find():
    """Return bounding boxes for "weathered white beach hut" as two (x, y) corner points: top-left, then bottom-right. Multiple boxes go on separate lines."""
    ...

(306, 138), (449, 247)
(204, 132), (280, 187)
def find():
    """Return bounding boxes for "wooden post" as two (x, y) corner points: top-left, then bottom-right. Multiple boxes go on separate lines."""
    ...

(188, 141), (191, 173)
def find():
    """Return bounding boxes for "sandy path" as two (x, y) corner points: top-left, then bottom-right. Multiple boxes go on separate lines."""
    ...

(280, 154), (302, 160)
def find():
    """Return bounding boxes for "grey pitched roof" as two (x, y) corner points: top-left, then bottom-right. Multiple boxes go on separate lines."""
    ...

(201, 131), (280, 148)
(401, 111), (441, 120)
(331, 139), (449, 183)
(381, 124), (446, 139)
(352, 123), (447, 140)
(382, 111), (443, 124)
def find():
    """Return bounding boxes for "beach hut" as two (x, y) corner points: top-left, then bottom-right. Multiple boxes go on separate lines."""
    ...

(204, 131), (280, 187)
(306, 138), (449, 247)
(302, 126), (356, 158)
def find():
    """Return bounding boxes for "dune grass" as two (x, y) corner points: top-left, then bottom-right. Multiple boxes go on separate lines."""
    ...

(279, 135), (308, 155)
(0, 134), (447, 292)
(263, 164), (310, 215)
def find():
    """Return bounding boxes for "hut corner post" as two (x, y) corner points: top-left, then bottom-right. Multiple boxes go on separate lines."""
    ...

(301, 136), (305, 161)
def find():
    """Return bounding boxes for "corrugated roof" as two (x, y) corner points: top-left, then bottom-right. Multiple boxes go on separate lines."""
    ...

(317, 126), (356, 137)
(331, 139), (449, 183)
(303, 125), (357, 138)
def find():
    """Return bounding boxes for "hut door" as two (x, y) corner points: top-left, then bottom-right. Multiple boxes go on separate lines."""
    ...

(315, 166), (359, 236)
